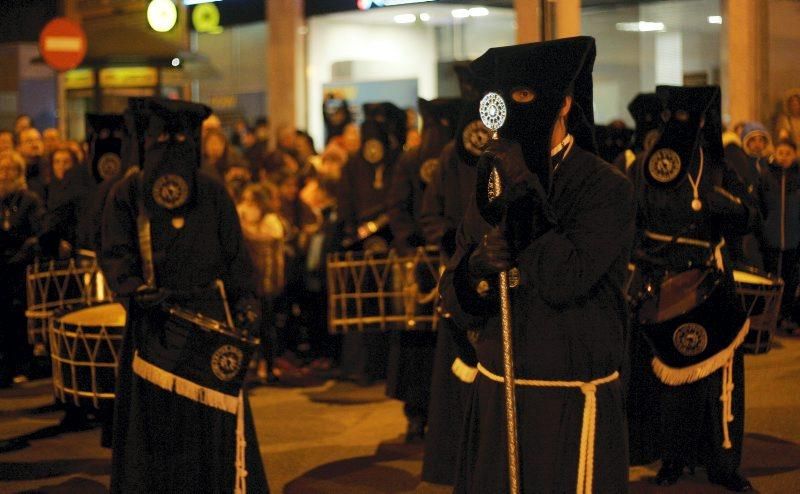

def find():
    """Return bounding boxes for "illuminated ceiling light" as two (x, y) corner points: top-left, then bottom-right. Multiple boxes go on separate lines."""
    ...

(468, 7), (489, 17)
(615, 21), (665, 32)
(384, 0), (434, 5)
(183, 0), (220, 5)
(419, 12), (431, 22)
(451, 8), (470, 18)
(394, 13), (416, 24)
(147, 0), (178, 33)
(708, 15), (722, 24)
(171, 57), (181, 67)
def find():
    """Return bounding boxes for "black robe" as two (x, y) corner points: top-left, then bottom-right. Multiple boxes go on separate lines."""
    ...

(418, 142), (478, 485)
(440, 146), (634, 493)
(627, 153), (754, 475)
(101, 171), (268, 493)
(336, 154), (396, 382)
(0, 189), (44, 385)
(385, 146), (438, 417)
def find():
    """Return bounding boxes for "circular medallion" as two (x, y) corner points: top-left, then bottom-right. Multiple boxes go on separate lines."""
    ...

(363, 139), (384, 164)
(210, 344), (244, 382)
(152, 174), (189, 210)
(647, 148), (682, 183)
(97, 153), (122, 180)
(479, 92), (507, 133)
(691, 199), (703, 212)
(419, 158), (439, 184)
(463, 120), (490, 157)
(673, 322), (708, 357)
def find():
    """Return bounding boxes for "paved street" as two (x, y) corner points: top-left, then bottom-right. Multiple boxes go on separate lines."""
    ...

(1, 333), (799, 493)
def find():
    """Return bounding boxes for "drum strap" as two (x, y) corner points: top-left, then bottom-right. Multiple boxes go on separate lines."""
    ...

(476, 363), (619, 494)
(135, 172), (156, 288)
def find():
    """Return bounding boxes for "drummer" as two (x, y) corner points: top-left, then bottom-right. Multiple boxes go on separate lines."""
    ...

(627, 86), (756, 491)
(100, 98), (269, 493)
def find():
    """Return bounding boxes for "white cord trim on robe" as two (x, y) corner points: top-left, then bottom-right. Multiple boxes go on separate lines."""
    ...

(234, 390), (248, 494)
(451, 357), (478, 383)
(476, 363), (620, 494)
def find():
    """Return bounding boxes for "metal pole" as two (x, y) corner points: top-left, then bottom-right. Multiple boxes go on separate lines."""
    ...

(490, 167), (521, 494)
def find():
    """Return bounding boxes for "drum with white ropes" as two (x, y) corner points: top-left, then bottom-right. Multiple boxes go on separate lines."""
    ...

(733, 267), (783, 354)
(49, 302), (126, 408)
(327, 246), (443, 334)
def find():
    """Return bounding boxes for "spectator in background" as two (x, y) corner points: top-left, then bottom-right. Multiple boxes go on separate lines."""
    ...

(237, 182), (286, 382)
(741, 121), (773, 162)
(341, 122), (360, 158)
(230, 117), (249, 149)
(201, 113), (222, 140)
(276, 124), (299, 162)
(405, 107), (421, 150)
(42, 128), (62, 157)
(244, 117), (271, 176)
(17, 127), (47, 200)
(201, 128), (246, 182)
(776, 88), (800, 146)
(759, 138), (800, 334)
(0, 130), (14, 153)
(315, 142), (348, 182)
(295, 130), (317, 172)
(323, 94), (352, 144)
(0, 149), (44, 387)
(13, 115), (31, 144)
(257, 150), (299, 183)
(223, 163), (253, 203)
(40, 147), (81, 259)
(65, 140), (85, 165)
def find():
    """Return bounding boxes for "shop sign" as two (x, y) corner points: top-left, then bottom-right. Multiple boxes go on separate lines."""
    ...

(65, 68), (96, 90)
(99, 67), (159, 88)
(193, 2), (223, 33)
(209, 94), (237, 110)
(38, 18), (88, 72)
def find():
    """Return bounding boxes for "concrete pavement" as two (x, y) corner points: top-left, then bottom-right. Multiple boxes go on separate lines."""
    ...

(1, 333), (799, 493)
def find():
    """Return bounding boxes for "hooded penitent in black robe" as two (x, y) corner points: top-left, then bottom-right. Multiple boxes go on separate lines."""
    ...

(418, 97), (486, 485)
(627, 86), (754, 481)
(101, 98), (268, 493)
(385, 97), (461, 432)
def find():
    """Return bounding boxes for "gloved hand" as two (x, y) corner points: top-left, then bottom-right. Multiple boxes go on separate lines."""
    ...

(705, 186), (746, 220)
(235, 297), (262, 336)
(133, 285), (170, 309)
(475, 138), (540, 225)
(468, 227), (511, 283)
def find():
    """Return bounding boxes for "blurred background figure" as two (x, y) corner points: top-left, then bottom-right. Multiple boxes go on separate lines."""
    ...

(18, 127), (47, 200)
(42, 128), (62, 157)
(201, 128), (247, 183)
(776, 88), (800, 145)
(323, 93), (352, 145)
(13, 115), (32, 144)
(0, 130), (14, 153)
(0, 149), (44, 388)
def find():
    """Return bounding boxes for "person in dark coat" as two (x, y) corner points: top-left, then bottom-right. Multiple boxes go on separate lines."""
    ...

(335, 111), (403, 385)
(419, 96), (488, 485)
(595, 120), (633, 164)
(439, 37), (635, 494)
(627, 86), (755, 492)
(385, 96), (461, 441)
(0, 149), (44, 387)
(101, 98), (268, 493)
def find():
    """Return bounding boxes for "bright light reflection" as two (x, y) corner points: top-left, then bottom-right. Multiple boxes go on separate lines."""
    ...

(419, 12), (431, 22)
(708, 16), (722, 24)
(451, 9), (470, 18)
(469, 7), (489, 17)
(394, 13), (416, 24)
(615, 21), (666, 32)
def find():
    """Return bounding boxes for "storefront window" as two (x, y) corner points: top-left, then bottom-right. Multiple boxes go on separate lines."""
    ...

(307, 4), (515, 146)
(582, 0), (722, 126)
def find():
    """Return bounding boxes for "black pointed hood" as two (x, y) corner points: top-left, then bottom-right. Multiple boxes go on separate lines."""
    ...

(86, 113), (126, 183)
(417, 97), (461, 162)
(628, 93), (664, 153)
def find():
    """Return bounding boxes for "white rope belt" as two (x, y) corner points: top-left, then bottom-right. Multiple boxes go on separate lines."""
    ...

(477, 363), (620, 494)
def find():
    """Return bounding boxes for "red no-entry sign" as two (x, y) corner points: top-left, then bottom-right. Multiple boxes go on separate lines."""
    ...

(38, 18), (87, 72)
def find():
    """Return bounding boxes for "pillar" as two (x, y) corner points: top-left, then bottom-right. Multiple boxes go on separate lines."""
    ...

(553, 0), (581, 40)
(514, 0), (543, 44)
(722, 0), (768, 125)
(267, 0), (305, 138)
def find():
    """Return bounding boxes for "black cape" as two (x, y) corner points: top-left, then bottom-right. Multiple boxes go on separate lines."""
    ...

(440, 146), (634, 493)
(101, 171), (268, 493)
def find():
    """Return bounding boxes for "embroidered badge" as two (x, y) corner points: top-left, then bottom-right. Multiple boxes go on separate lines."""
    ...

(419, 158), (439, 184)
(363, 139), (384, 164)
(479, 92), (507, 137)
(673, 322), (708, 357)
(97, 153), (122, 179)
(648, 148), (682, 183)
(211, 344), (244, 382)
(152, 174), (189, 210)
(463, 120), (491, 157)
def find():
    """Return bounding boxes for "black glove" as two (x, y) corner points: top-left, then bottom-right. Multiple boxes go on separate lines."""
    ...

(235, 297), (262, 336)
(475, 138), (541, 225)
(468, 227), (511, 284)
(706, 186), (746, 220)
(133, 285), (170, 309)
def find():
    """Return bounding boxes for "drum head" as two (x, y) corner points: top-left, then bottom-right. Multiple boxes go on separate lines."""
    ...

(59, 303), (127, 327)
(638, 268), (718, 325)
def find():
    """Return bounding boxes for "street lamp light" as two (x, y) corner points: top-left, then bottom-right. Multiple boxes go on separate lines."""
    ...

(148, 0), (178, 33)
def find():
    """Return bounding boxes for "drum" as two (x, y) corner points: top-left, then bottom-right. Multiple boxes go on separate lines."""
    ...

(49, 303), (126, 408)
(733, 267), (784, 354)
(327, 246), (443, 334)
(26, 257), (111, 355)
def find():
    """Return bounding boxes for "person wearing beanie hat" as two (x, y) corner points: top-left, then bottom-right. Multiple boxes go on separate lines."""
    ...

(438, 37), (634, 494)
(628, 86), (755, 491)
(100, 98), (269, 493)
(758, 138), (800, 334)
